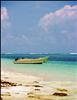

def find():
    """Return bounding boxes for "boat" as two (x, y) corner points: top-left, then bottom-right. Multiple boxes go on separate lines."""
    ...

(13, 57), (48, 64)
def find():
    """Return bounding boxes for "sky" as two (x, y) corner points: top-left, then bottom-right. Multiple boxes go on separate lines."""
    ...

(1, 1), (77, 54)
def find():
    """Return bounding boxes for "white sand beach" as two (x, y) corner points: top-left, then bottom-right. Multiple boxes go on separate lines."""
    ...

(1, 69), (42, 85)
(1, 69), (77, 100)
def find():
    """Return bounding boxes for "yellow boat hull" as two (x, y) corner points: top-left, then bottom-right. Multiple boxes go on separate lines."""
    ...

(13, 57), (48, 64)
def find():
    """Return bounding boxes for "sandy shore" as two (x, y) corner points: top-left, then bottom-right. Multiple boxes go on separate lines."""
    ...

(1, 69), (42, 85)
(1, 69), (77, 100)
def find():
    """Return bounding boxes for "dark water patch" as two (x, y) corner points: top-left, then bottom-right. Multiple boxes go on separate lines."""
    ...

(1, 54), (77, 62)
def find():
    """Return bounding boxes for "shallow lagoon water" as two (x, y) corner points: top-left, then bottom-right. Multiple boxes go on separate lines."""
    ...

(1, 55), (77, 81)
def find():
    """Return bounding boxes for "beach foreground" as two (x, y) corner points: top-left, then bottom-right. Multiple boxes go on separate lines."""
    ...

(1, 70), (77, 100)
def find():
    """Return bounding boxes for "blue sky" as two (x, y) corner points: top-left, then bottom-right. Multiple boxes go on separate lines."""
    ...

(1, 1), (77, 54)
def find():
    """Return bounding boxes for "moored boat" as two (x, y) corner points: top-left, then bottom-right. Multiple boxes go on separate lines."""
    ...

(13, 57), (48, 64)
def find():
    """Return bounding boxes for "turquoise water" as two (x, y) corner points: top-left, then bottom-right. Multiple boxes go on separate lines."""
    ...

(1, 54), (77, 81)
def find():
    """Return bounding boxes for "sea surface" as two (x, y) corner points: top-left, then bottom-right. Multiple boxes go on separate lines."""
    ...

(1, 54), (77, 81)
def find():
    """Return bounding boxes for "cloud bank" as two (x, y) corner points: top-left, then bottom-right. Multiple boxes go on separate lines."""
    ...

(39, 5), (77, 31)
(38, 5), (77, 52)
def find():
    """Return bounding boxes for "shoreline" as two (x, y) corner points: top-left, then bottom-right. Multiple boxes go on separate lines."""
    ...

(1, 69), (43, 85)
(1, 58), (77, 82)
(2, 67), (77, 83)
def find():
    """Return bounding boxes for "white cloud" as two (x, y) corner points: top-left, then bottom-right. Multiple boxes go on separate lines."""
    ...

(1, 7), (9, 21)
(38, 5), (77, 52)
(1, 7), (12, 52)
(1, 7), (11, 32)
(39, 5), (77, 32)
